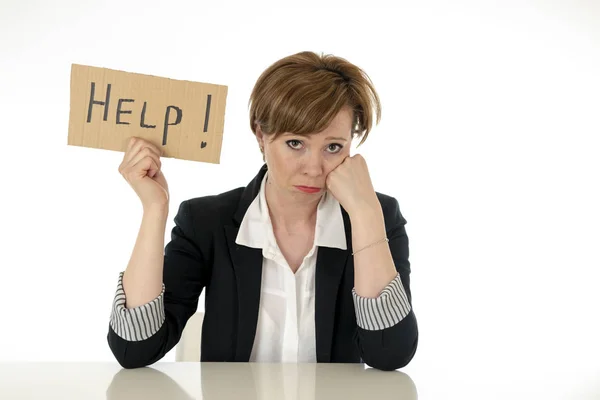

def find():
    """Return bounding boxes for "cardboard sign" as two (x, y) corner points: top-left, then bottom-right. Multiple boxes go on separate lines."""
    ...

(67, 64), (228, 164)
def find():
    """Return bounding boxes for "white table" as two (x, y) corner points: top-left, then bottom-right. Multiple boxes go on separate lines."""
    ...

(1, 361), (599, 399)
(0, 362), (417, 400)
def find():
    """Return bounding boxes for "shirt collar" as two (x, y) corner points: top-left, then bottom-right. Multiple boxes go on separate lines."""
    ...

(235, 171), (347, 251)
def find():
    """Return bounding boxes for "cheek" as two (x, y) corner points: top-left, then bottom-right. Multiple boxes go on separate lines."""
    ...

(271, 151), (299, 175)
(268, 146), (286, 166)
(325, 155), (346, 173)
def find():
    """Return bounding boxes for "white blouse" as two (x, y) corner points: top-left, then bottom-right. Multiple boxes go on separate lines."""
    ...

(235, 172), (347, 362)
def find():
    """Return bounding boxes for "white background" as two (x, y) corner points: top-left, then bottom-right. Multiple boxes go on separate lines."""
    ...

(0, 0), (599, 398)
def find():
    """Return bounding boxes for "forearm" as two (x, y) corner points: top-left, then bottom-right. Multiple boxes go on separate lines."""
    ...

(349, 202), (398, 298)
(122, 205), (169, 308)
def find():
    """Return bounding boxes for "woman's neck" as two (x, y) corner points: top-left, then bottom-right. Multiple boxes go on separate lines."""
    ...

(265, 178), (320, 234)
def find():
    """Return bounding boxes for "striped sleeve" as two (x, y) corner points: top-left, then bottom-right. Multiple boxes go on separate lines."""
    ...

(351, 272), (411, 331)
(109, 271), (166, 341)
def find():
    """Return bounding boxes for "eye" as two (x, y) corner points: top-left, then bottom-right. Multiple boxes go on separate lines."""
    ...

(286, 139), (303, 150)
(327, 143), (343, 153)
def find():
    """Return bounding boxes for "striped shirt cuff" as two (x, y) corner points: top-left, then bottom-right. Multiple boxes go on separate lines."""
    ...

(109, 272), (166, 341)
(352, 273), (411, 331)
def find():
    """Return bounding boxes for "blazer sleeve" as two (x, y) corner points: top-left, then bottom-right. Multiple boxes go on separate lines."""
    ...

(352, 272), (410, 330)
(353, 196), (419, 371)
(107, 200), (210, 369)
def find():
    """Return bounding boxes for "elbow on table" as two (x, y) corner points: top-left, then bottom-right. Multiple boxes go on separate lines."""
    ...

(366, 334), (418, 371)
(106, 330), (159, 370)
(361, 311), (419, 371)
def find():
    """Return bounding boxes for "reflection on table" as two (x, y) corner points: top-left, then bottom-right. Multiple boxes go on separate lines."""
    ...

(107, 362), (417, 400)
(0, 362), (416, 399)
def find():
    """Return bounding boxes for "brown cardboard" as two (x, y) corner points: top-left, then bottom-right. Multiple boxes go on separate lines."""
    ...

(67, 64), (228, 164)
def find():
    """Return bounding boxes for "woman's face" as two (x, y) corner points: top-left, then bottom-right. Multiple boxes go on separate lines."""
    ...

(256, 106), (353, 199)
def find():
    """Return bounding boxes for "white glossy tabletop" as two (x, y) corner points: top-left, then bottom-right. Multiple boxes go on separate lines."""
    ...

(0, 362), (416, 400)
(1, 361), (599, 399)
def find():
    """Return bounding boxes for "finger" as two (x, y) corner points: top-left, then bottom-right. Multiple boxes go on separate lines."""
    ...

(150, 168), (162, 179)
(146, 158), (160, 178)
(125, 140), (161, 165)
(139, 140), (163, 158)
(144, 158), (160, 180)
(123, 138), (146, 164)
(128, 156), (159, 180)
(150, 141), (164, 157)
(119, 137), (140, 171)
(126, 136), (138, 153)
(141, 142), (161, 160)
(127, 147), (161, 174)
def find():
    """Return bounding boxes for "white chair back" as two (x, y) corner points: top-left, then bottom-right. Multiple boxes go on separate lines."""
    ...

(175, 311), (204, 362)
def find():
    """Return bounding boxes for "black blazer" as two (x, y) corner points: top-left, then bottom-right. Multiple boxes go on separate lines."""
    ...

(107, 164), (418, 371)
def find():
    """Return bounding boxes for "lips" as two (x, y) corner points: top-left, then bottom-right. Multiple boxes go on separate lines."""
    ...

(295, 186), (321, 193)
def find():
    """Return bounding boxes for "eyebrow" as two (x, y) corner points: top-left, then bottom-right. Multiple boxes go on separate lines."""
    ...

(284, 133), (348, 141)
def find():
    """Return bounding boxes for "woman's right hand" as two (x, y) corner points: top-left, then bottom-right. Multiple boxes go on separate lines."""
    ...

(119, 137), (169, 210)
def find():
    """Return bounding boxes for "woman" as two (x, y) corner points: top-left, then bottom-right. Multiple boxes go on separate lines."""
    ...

(107, 51), (418, 371)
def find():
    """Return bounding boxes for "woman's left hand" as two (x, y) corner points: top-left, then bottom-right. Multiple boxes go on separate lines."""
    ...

(326, 154), (380, 215)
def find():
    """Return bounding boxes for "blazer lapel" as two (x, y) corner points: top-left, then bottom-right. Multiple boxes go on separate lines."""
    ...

(225, 225), (263, 361)
(224, 163), (268, 362)
(315, 210), (352, 363)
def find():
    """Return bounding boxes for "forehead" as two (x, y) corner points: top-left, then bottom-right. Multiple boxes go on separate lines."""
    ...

(325, 107), (354, 133)
(285, 107), (353, 140)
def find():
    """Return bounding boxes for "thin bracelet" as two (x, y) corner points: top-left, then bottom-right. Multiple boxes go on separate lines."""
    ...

(352, 237), (389, 255)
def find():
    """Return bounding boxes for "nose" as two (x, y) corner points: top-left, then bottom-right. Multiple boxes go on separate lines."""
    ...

(302, 150), (324, 178)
